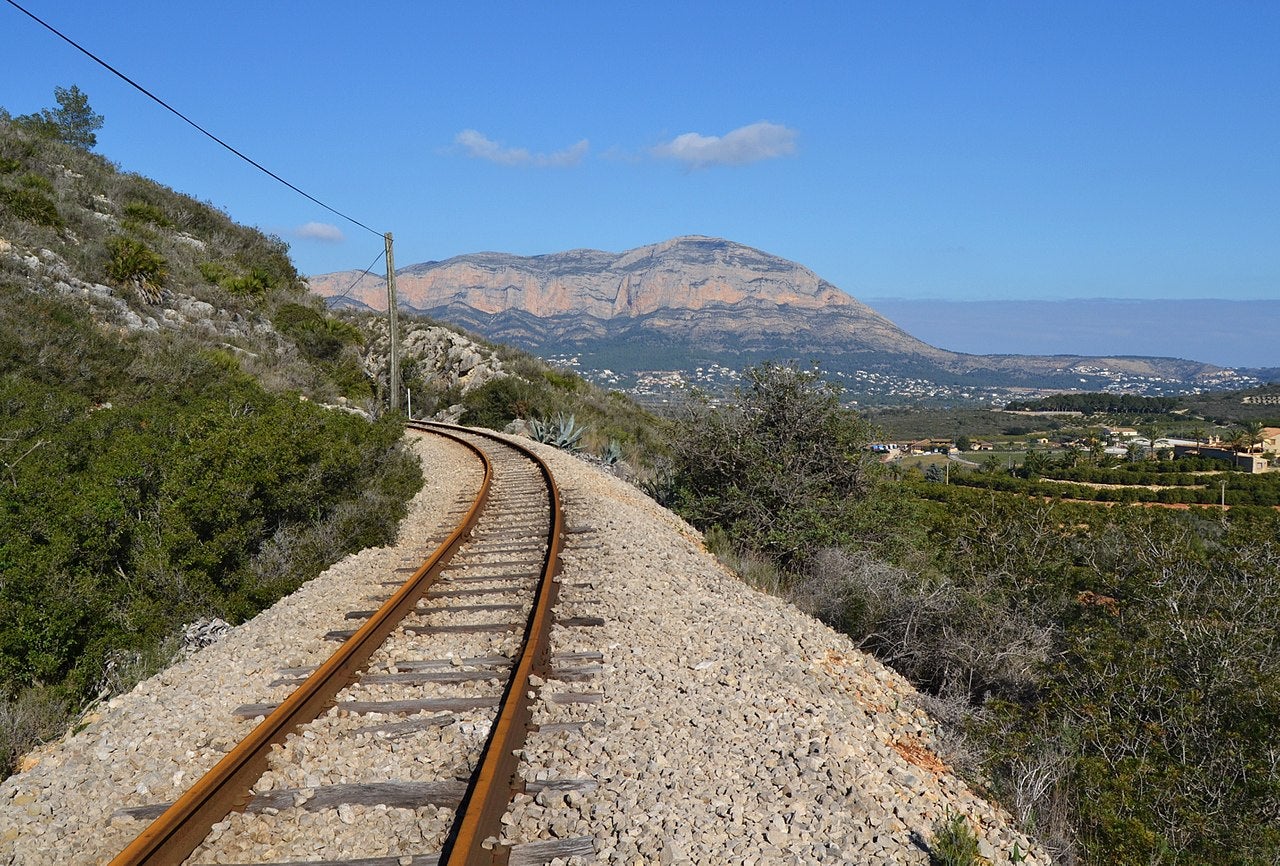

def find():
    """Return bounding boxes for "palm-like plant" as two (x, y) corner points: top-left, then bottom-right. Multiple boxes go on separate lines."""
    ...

(1243, 420), (1266, 453)
(1226, 426), (1257, 454)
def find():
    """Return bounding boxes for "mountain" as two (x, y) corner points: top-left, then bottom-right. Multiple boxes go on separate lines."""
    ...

(308, 237), (1251, 396)
(311, 236), (936, 356)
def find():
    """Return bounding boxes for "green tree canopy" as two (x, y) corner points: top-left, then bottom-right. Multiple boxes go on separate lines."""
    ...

(662, 362), (879, 565)
(16, 85), (104, 149)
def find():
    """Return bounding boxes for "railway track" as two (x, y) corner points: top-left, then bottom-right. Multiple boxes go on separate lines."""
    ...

(108, 423), (600, 865)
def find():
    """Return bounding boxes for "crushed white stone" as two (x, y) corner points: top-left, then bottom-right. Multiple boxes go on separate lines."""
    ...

(0, 429), (1047, 865)
(0, 432), (481, 865)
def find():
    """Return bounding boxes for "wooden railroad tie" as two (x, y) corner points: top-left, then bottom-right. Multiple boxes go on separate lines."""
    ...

(232, 696), (501, 719)
(112, 779), (469, 822)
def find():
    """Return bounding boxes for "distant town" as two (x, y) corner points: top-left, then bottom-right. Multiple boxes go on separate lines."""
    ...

(542, 353), (1263, 409)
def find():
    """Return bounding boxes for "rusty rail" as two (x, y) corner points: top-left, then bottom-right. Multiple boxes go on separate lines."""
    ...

(109, 426), (494, 866)
(421, 423), (566, 865)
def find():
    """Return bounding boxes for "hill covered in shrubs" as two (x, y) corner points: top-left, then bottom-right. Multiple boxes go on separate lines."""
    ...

(0, 95), (426, 773)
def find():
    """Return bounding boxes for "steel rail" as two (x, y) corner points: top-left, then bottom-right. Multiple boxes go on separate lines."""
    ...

(418, 423), (566, 866)
(109, 426), (494, 866)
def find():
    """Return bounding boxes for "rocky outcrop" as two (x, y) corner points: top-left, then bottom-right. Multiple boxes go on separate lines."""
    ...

(310, 237), (869, 319)
(1, 237), (277, 345)
(357, 317), (507, 407)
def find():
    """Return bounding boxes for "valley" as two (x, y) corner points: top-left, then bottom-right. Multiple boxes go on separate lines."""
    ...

(543, 348), (1261, 408)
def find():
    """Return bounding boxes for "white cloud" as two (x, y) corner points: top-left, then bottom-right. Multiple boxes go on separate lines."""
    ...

(455, 129), (589, 167)
(294, 222), (345, 243)
(652, 121), (797, 169)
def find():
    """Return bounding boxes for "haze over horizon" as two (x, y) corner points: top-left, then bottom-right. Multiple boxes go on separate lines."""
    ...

(865, 297), (1279, 370)
(4, 1), (1276, 329)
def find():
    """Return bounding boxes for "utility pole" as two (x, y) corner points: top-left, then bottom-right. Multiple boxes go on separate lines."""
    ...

(384, 232), (400, 412)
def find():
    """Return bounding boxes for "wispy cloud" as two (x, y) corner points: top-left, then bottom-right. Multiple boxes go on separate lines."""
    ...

(652, 121), (797, 169)
(454, 130), (589, 167)
(294, 222), (345, 243)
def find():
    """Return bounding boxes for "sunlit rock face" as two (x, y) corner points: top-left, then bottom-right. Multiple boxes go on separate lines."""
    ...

(307, 236), (937, 357)
(307, 236), (1233, 385)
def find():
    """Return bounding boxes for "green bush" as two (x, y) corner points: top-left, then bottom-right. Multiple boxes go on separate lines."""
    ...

(18, 172), (53, 193)
(460, 376), (551, 429)
(272, 302), (363, 362)
(662, 362), (879, 566)
(930, 810), (982, 866)
(0, 184), (62, 228)
(105, 235), (166, 298)
(199, 260), (282, 297)
(0, 287), (421, 776)
(542, 367), (584, 392)
(122, 199), (172, 227)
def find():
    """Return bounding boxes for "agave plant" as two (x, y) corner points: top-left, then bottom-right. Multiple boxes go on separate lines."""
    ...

(550, 413), (586, 452)
(600, 439), (624, 466)
(527, 416), (553, 444)
(529, 413), (586, 453)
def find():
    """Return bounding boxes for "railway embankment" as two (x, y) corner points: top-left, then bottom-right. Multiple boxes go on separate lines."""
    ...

(0, 430), (1045, 864)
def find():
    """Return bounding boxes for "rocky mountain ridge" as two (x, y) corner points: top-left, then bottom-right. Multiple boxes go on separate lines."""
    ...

(310, 236), (942, 358)
(308, 237), (1241, 394)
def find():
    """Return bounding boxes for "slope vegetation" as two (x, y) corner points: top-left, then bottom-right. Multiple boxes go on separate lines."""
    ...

(0, 108), (422, 773)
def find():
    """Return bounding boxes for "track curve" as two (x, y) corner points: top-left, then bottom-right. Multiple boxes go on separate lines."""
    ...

(109, 423), (573, 865)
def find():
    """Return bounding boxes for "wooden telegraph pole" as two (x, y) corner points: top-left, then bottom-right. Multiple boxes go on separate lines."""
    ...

(384, 232), (400, 412)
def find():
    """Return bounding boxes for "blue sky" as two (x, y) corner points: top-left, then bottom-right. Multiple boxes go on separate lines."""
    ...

(4, 1), (1278, 305)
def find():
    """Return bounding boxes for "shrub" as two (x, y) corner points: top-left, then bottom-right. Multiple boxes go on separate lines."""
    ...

(663, 362), (878, 566)
(105, 235), (167, 301)
(0, 686), (69, 777)
(791, 546), (1051, 700)
(122, 199), (172, 227)
(929, 809), (982, 866)
(542, 367), (584, 392)
(0, 184), (62, 228)
(18, 172), (53, 193)
(460, 376), (551, 429)
(272, 302), (363, 362)
(199, 260), (281, 297)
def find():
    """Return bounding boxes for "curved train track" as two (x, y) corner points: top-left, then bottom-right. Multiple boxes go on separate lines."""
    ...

(108, 422), (599, 865)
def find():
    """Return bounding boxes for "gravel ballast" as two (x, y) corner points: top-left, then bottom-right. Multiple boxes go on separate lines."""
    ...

(0, 429), (1046, 864)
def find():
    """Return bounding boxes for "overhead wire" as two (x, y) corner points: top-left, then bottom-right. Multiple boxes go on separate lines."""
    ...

(330, 248), (388, 304)
(3, 0), (385, 239)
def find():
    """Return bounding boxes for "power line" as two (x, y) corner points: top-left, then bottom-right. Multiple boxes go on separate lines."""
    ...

(331, 248), (388, 303)
(3, 0), (384, 239)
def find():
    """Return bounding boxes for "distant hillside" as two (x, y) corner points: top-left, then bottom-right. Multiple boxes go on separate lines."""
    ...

(1184, 383), (1280, 425)
(308, 237), (1243, 393)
